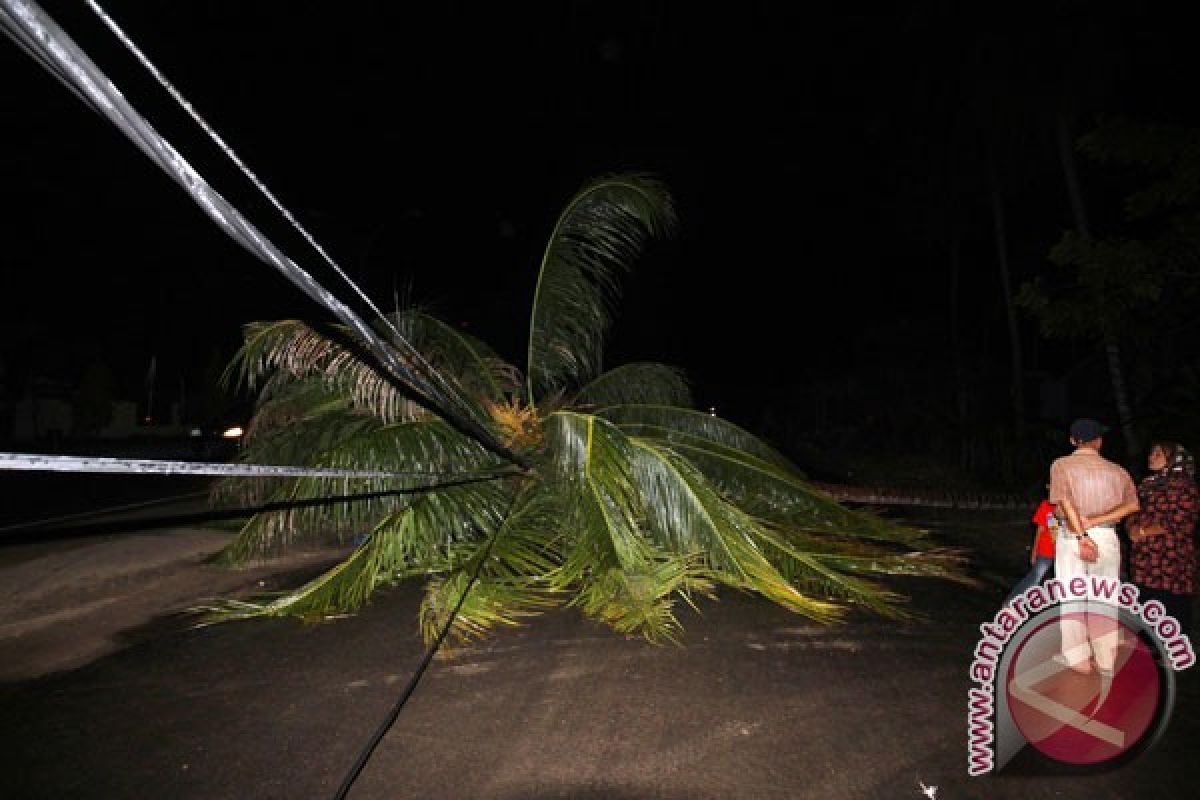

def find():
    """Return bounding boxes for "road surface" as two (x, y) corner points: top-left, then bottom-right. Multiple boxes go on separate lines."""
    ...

(1, 505), (1196, 799)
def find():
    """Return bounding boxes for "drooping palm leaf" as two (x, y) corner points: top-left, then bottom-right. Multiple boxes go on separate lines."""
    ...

(205, 475), (515, 622)
(217, 416), (508, 563)
(574, 362), (692, 408)
(544, 410), (715, 641)
(624, 436), (847, 623)
(546, 411), (842, 638)
(225, 320), (421, 424)
(419, 483), (564, 643)
(598, 404), (796, 468)
(599, 404), (924, 545)
(384, 309), (521, 404)
(228, 317), (518, 467)
(210, 377), (358, 511)
(525, 174), (677, 403)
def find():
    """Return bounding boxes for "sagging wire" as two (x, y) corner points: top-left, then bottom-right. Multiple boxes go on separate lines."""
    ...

(0, 468), (524, 539)
(0, 5), (528, 795)
(0, 0), (525, 469)
(331, 491), (516, 800)
(84, 0), (498, 442)
(0, 451), (412, 478)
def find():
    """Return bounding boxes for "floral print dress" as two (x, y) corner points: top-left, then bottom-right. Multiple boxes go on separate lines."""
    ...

(1130, 474), (1198, 595)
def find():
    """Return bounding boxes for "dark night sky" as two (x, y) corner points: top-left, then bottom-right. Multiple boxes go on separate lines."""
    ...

(2, 1), (1197, 430)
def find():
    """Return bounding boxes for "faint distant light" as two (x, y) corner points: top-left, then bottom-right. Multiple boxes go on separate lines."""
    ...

(222, 426), (244, 439)
(142, 415), (154, 425)
(598, 38), (623, 63)
(708, 407), (717, 417)
(189, 427), (203, 438)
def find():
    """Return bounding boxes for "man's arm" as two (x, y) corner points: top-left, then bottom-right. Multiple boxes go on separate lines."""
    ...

(1058, 496), (1086, 534)
(1085, 500), (1140, 530)
(1088, 471), (1140, 529)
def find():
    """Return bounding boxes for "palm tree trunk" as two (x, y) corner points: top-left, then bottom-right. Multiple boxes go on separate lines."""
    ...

(1056, 113), (1138, 457)
(987, 158), (1026, 441)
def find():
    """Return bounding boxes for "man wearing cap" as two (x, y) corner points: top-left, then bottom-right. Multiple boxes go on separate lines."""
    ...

(1048, 418), (1139, 674)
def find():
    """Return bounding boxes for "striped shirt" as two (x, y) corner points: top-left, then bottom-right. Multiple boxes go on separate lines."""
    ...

(1048, 448), (1138, 520)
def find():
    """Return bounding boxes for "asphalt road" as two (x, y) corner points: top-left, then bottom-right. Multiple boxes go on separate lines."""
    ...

(1, 509), (1196, 800)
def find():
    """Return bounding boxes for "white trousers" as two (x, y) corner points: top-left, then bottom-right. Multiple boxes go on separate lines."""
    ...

(1055, 526), (1121, 671)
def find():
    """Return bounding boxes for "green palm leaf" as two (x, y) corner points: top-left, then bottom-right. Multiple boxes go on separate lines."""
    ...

(625, 436), (846, 623)
(525, 174), (677, 404)
(384, 309), (520, 403)
(419, 484), (564, 644)
(227, 317), (514, 463)
(597, 404), (795, 468)
(203, 476), (515, 623)
(599, 404), (924, 545)
(574, 362), (692, 408)
(226, 320), (421, 423)
(547, 411), (842, 638)
(545, 410), (715, 641)
(217, 416), (508, 563)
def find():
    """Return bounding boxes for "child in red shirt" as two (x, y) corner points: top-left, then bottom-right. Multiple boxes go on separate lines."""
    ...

(1003, 498), (1057, 607)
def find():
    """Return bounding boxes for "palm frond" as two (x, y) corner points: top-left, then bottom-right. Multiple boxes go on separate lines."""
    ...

(384, 309), (521, 403)
(242, 376), (354, 441)
(210, 378), (359, 511)
(225, 319), (421, 423)
(597, 404), (795, 469)
(419, 484), (565, 644)
(624, 436), (847, 623)
(545, 411), (652, 571)
(201, 476), (515, 623)
(216, 417), (507, 563)
(800, 547), (979, 585)
(547, 411), (845, 635)
(420, 571), (557, 643)
(574, 362), (692, 408)
(659, 435), (925, 546)
(545, 410), (717, 641)
(600, 404), (926, 546)
(567, 557), (713, 644)
(746, 524), (911, 618)
(526, 174), (677, 403)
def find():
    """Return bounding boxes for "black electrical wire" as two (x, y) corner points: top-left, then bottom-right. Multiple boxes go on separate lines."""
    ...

(0, 7), (529, 795)
(331, 513), (506, 800)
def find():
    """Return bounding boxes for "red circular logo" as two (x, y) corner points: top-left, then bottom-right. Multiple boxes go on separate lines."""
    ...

(1005, 611), (1160, 764)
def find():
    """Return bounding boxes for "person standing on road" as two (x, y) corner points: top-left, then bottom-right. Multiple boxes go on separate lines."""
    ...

(1127, 441), (1197, 637)
(1003, 492), (1057, 608)
(1048, 418), (1140, 675)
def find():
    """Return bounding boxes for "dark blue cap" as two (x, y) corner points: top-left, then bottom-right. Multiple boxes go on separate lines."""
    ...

(1069, 418), (1108, 442)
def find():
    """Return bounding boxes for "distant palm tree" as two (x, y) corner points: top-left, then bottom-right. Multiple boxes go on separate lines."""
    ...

(211, 173), (966, 644)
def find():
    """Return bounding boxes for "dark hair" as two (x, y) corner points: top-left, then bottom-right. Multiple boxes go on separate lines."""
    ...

(1150, 441), (1180, 460)
(1149, 440), (1196, 480)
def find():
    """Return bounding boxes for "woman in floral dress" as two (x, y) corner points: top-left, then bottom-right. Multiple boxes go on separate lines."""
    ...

(1128, 442), (1198, 636)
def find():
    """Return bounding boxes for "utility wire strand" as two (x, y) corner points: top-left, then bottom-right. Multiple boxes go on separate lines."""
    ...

(84, 0), (491, 431)
(2, 0), (520, 465)
(331, 498), (510, 800)
(1, 9), (520, 792)
(0, 451), (519, 480)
